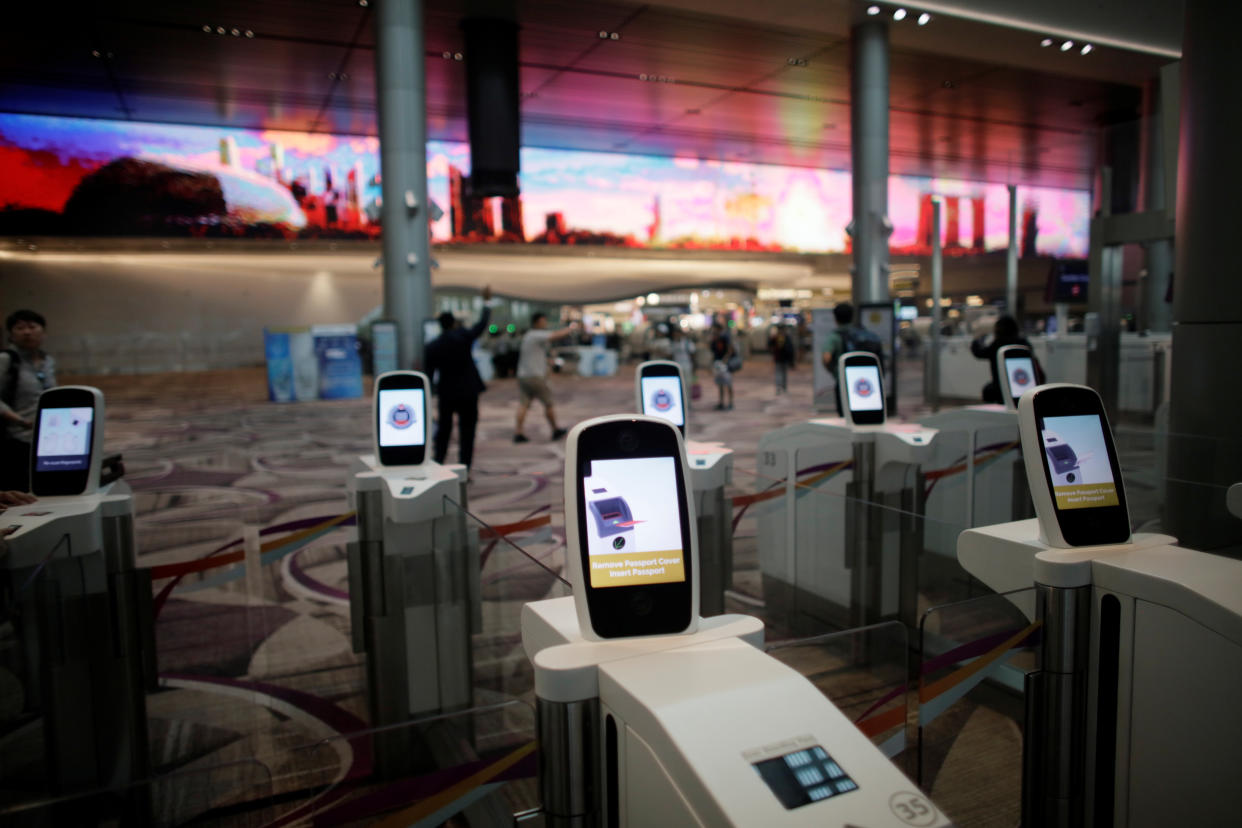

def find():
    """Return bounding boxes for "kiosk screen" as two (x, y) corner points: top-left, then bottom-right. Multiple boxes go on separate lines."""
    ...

(753, 745), (858, 810)
(1005, 356), (1038, 401)
(1041, 415), (1119, 510)
(640, 375), (685, 427)
(582, 456), (686, 588)
(844, 363), (884, 412)
(35, 407), (94, 472)
(377, 388), (426, 448)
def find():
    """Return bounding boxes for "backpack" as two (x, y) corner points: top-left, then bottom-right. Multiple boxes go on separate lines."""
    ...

(834, 326), (885, 373)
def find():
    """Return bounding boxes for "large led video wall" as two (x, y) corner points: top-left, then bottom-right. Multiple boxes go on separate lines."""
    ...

(0, 112), (1088, 256)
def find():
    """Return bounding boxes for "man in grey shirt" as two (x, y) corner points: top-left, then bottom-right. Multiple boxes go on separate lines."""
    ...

(514, 313), (578, 443)
(1, 310), (57, 491)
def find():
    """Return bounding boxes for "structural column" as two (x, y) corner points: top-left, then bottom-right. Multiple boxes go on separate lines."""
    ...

(375, 0), (434, 369)
(1168, 0), (1242, 549)
(849, 19), (891, 305)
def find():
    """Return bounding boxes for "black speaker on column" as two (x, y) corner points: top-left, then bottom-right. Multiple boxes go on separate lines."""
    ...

(461, 18), (520, 198)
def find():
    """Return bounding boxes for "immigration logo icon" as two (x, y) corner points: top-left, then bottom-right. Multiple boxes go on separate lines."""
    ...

(651, 388), (674, 412)
(1013, 368), (1031, 387)
(854, 377), (874, 398)
(388, 403), (416, 430)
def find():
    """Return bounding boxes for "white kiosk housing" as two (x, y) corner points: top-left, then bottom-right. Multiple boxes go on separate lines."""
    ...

(1, 387), (153, 823)
(345, 371), (479, 777)
(756, 353), (937, 631)
(957, 384), (1242, 827)
(525, 414), (950, 827)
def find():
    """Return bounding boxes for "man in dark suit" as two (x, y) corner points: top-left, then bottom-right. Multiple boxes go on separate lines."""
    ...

(425, 285), (492, 470)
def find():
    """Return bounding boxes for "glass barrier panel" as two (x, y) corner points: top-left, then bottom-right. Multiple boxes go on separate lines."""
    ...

(917, 587), (1037, 828)
(766, 621), (912, 771)
(729, 426), (978, 645)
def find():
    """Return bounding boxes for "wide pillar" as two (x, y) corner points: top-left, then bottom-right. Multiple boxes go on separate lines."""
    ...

(1167, 0), (1242, 550)
(375, 0), (434, 370)
(849, 20), (891, 305)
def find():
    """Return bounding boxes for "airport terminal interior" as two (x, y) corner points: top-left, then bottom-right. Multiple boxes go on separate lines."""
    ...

(1, 1), (1240, 826)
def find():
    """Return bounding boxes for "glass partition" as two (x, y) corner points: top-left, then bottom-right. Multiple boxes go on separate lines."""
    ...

(917, 588), (1037, 827)
(766, 621), (912, 767)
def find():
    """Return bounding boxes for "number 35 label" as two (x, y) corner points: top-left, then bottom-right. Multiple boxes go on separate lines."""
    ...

(888, 790), (938, 826)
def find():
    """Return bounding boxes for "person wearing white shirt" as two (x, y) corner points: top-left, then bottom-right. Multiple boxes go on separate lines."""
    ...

(513, 313), (578, 443)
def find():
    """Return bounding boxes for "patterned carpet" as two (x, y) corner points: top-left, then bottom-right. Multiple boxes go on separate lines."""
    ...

(0, 360), (1030, 826)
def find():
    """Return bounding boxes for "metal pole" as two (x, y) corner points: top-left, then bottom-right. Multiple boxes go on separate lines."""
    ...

(375, 0), (434, 369)
(850, 20), (891, 305)
(1006, 184), (1019, 317)
(929, 198), (942, 411)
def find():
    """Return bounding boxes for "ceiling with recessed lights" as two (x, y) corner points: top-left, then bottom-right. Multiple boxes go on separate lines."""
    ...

(0, 0), (1177, 190)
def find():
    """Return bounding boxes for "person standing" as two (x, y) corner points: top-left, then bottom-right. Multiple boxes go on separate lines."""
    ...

(709, 322), (735, 411)
(424, 286), (493, 470)
(0, 310), (56, 492)
(820, 302), (856, 416)
(769, 324), (795, 394)
(514, 313), (578, 443)
(970, 314), (1039, 403)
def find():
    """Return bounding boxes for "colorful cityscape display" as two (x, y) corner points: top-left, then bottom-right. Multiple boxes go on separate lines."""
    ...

(0, 113), (1088, 256)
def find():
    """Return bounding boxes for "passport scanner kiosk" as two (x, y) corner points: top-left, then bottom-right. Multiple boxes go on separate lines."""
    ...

(0, 386), (153, 822)
(756, 352), (938, 632)
(520, 415), (949, 827)
(345, 370), (479, 777)
(635, 360), (734, 615)
(956, 384), (1242, 828)
(915, 344), (1039, 559)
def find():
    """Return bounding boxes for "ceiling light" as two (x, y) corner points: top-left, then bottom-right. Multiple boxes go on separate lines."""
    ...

(599, 30), (608, 38)
(917, 13), (931, 25)
(202, 25), (211, 33)
(1060, 40), (1074, 51)
(893, 9), (907, 21)
(866, 5), (880, 14)
(1080, 43), (1093, 55)
(244, 30), (254, 38)
(216, 26), (226, 35)
(231, 28), (240, 36)
(1040, 38), (1053, 47)
(358, 0), (369, 6)
(610, 32), (620, 40)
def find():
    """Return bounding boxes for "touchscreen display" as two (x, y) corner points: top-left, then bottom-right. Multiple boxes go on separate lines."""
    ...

(1041, 415), (1120, 510)
(1005, 356), (1037, 401)
(640, 375), (685, 427)
(378, 388), (426, 448)
(753, 745), (858, 810)
(583, 456), (686, 588)
(844, 364), (883, 412)
(35, 407), (94, 472)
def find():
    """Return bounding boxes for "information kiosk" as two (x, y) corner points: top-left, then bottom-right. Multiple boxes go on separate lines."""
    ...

(0, 386), (153, 823)
(345, 371), (478, 777)
(635, 360), (734, 616)
(521, 415), (950, 827)
(756, 353), (938, 632)
(957, 384), (1242, 828)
